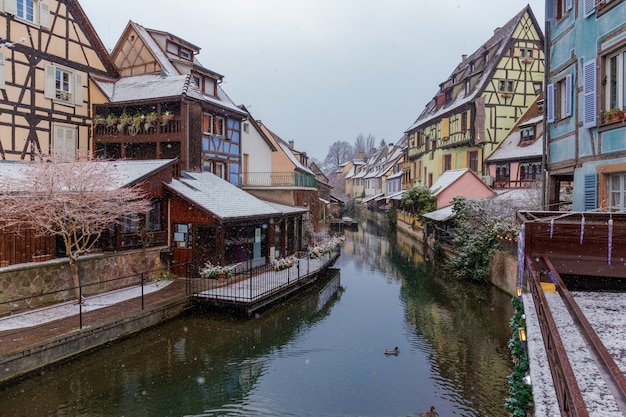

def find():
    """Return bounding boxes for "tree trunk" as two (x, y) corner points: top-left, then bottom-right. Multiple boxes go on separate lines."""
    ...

(69, 257), (81, 301)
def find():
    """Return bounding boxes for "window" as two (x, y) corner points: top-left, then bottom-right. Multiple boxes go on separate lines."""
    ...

(520, 48), (534, 58)
(605, 49), (626, 112)
(192, 75), (201, 88)
(520, 126), (535, 143)
(499, 80), (514, 92)
(202, 113), (212, 134)
(243, 122), (249, 133)
(146, 202), (162, 232)
(460, 112), (467, 131)
(53, 124), (76, 161)
(17, 0), (34, 22)
(468, 151), (479, 172)
(443, 154), (452, 172)
(213, 116), (224, 136)
(166, 41), (193, 61)
(521, 162), (542, 181)
(609, 173), (626, 212)
(548, 73), (573, 123)
(44, 64), (83, 106)
(496, 164), (510, 182)
(3, 0), (50, 28)
(121, 213), (139, 235)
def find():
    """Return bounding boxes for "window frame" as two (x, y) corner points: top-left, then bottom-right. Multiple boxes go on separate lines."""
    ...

(604, 48), (626, 113)
(608, 173), (626, 212)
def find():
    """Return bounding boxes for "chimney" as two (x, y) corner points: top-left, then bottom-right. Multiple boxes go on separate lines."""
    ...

(462, 54), (467, 62)
(358, 151), (365, 160)
(288, 140), (294, 149)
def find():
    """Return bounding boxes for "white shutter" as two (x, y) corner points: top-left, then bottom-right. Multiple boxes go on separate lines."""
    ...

(44, 64), (55, 99)
(0, 52), (5, 90)
(39, 2), (50, 29)
(54, 125), (76, 161)
(73, 73), (83, 106)
(584, 0), (596, 17)
(545, 0), (556, 22)
(3, 0), (17, 15)
(565, 73), (573, 117)
(547, 83), (555, 123)
(583, 59), (597, 128)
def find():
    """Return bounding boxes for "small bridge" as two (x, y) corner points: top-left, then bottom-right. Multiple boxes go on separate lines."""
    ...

(186, 250), (340, 315)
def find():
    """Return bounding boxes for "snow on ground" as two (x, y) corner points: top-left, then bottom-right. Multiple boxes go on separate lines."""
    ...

(573, 291), (626, 372)
(0, 280), (174, 331)
(522, 294), (561, 417)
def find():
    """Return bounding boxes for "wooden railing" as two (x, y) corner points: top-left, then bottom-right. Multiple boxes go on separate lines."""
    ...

(93, 117), (183, 140)
(526, 255), (589, 417)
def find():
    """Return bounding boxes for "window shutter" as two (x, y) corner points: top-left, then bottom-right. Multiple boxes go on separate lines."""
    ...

(545, 0), (556, 22)
(39, 2), (50, 29)
(54, 125), (76, 161)
(74, 73), (83, 106)
(583, 174), (597, 211)
(565, 73), (573, 117)
(547, 83), (555, 123)
(3, 0), (17, 15)
(583, 59), (597, 128)
(44, 64), (55, 99)
(584, 0), (595, 17)
(565, 0), (573, 12)
(0, 52), (5, 90)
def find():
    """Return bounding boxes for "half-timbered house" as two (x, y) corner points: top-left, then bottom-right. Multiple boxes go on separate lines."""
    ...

(0, 0), (117, 161)
(405, 5), (544, 189)
(92, 21), (246, 183)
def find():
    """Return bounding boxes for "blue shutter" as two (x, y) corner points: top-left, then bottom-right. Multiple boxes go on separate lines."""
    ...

(565, 73), (573, 117)
(584, 0), (596, 17)
(584, 174), (598, 211)
(547, 83), (555, 123)
(583, 59), (597, 128)
(566, 0), (573, 12)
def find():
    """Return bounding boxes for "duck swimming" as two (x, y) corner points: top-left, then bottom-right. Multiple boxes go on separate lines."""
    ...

(384, 347), (399, 355)
(421, 405), (438, 417)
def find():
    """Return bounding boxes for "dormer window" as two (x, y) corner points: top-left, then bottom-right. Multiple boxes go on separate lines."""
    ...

(166, 41), (194, 61)
(192, 75), (201, 88)
(445, 89), (452, 103)
(520, 126), (535, 143)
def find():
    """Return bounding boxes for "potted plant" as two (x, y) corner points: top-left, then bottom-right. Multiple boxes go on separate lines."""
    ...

(200, 261), (233, 282)
(145, 111), (158, 130)
(161, 110), (173, 126)
(93, 114), (105, 126)
(106, 114), (119, 127)
(604, 108), (625, 123)
(119, 113), (132, 132)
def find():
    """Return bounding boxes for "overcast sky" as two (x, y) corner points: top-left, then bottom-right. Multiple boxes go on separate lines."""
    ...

(81, 1), (546, 162)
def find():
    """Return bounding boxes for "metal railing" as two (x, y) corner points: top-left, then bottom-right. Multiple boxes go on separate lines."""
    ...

(0, 266), (174, 334)
(186, 249), (339, 304)
(242, 172), (318, 188)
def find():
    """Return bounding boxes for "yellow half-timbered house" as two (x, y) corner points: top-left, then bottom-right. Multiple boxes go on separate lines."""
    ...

(405, 5), (544, 188)
(0, 0), (117, 161)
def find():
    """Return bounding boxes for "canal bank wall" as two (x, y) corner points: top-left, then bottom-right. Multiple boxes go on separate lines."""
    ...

(0, 279), (190, 385)
(356, 207), (518, 296)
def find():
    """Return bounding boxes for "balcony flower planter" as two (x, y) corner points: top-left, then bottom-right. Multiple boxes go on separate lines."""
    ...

(603, 108), (625, 124)
(161, 111), (173, 126)
(200, 262), (233, 281)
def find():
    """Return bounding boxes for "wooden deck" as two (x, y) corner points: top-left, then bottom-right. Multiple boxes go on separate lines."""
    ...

(188, 251), (340, 315)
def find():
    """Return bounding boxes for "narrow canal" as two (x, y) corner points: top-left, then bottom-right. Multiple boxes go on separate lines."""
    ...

(0, 218), (514, 417)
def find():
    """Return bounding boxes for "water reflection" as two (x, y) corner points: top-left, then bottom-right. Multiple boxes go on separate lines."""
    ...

(0, 215), (513, 417)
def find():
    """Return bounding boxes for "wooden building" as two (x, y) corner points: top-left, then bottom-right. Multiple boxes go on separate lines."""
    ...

(164, 171), (307, 274)
(92, 21), (247, 182)
(0, 0), (117, 161)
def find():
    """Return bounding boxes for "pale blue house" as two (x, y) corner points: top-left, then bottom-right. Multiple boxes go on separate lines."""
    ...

(546, 0), (626, 211)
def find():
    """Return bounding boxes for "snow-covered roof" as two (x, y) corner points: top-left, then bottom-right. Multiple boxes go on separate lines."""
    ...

(165, 171), (280, 221)
(0, 159), (175, 191)
(422, 205), (455, 222)
(261, 199), (309, 215)
(430, 169), (469, 196)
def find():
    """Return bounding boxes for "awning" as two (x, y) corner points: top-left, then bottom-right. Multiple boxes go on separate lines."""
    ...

(422, 205), (455, 222)
(362, 193), (384, 203)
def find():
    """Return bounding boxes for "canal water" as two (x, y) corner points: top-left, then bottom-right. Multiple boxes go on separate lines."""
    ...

(0, 219), (514, 417)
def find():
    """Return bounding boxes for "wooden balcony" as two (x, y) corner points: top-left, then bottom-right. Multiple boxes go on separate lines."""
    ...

(93, 117), (183, 143)
(242, 172), (318, 189)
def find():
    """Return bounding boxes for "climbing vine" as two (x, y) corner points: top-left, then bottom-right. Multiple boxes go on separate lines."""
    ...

(506, 296), (533, 417)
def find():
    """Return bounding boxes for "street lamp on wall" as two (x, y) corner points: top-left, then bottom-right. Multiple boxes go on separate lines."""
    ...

(518, 327), (527, 343)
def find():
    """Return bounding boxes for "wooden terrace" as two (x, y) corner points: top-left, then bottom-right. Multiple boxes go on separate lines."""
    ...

(186, 250), (340, 315)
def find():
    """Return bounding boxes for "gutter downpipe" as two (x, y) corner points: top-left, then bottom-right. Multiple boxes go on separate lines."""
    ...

(541, 11), (551, 210)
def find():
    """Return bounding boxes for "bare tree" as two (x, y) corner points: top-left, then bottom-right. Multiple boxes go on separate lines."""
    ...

(323, 140), (354, 174)
(354, 133), (376, 158)
(0, 160), (152, 299)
